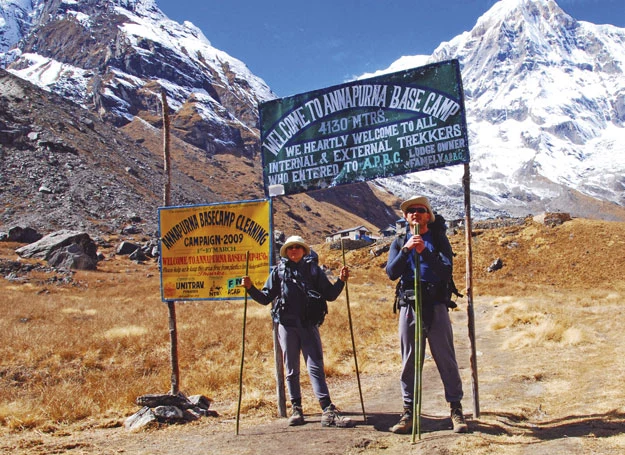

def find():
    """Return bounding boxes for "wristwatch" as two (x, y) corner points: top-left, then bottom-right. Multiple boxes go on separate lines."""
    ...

(401, 246), (409, 254)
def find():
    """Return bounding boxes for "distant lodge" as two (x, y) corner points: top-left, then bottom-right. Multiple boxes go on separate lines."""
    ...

(324, 214), (560, 248)
(324, 220), (407, 244)
(325, 225), (374, 243)
(326, 217), (466, 244)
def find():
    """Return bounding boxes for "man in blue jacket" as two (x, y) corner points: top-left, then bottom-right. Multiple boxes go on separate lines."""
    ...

(386, 195), (468, 434)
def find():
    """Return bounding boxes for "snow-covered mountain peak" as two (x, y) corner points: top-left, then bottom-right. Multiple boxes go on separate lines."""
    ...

(0, 0), (37, 59)
(1, 0), (275, 156)
(476, 0), (564, 25)
(372, 0), (625, 220)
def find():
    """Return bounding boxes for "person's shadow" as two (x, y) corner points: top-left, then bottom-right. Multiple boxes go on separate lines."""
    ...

(360, 408), (625, 440)
(366, 412), (451, 433)
(458, 409), (625, 440)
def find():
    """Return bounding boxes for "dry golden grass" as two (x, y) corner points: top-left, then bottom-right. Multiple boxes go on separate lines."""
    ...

(1, 217), (625, 455)
(0, 240), (399, 431)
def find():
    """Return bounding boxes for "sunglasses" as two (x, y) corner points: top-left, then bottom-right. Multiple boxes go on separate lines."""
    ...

(286, 245), (303, 250)
(405, 207), (428, 214)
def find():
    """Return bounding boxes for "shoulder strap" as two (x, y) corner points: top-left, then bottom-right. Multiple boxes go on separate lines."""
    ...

(276, 260), (286, 280)
(305, 256), (319, 281)
(397, 232), (407, 246)
(428, 221), (463, 299)
(304, 259), (327, 307)
(276, 259), (292, 298)
(429, 226), (453, 261)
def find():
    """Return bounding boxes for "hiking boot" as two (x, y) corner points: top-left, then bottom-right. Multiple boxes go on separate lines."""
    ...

(321, 404), (354, 428)
(451, 406), (468, 433)
(389, 409), (412, 434)
(288, 405), (305, 426)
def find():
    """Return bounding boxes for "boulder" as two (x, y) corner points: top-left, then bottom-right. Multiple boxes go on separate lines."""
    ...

(15, 230), (98, 270)
(124, 406), (158, 432)
(487, 258), (503, 273)
(47, 243), (98, 270)
(116, 241), (140, 255)
(153, 406), (185, 423)
(126, 392), (218, 431)
(4, 226), (43, 243)
(533, 212), (572, 226)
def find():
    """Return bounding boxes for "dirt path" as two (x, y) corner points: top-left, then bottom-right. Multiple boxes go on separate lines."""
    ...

(2, 371), (462, 455)
(4, 295), (625, 455)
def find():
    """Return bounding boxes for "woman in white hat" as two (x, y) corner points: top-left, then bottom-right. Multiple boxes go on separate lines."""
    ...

(242, 235), (352, 428)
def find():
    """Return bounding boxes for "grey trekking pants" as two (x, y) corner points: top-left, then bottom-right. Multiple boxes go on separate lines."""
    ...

(277, 323), (330, 406)
(398, 303), (463, 407)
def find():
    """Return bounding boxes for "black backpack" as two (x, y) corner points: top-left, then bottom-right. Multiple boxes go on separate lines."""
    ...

(393, 213), (463, 312)
(274, 252), (328, 326)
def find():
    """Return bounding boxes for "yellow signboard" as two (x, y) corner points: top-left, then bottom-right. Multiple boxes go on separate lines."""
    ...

(158, 199), (272, 301)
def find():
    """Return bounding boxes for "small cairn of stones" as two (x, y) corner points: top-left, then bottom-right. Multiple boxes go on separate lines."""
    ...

(125, 392), (218, 431)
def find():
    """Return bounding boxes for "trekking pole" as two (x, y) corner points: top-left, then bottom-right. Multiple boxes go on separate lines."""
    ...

(236, 251), (250, 435)
(341, 239), (366, 423)
(411, 225), (423, 443)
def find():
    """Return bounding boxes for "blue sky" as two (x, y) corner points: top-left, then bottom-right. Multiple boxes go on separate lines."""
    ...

(157, 0), (625, 98)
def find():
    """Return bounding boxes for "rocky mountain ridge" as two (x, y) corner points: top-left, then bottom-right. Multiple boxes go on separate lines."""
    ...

(0, 68), (399, 240)
(1, 0), (624, 240)
(1, 0), (404, 240)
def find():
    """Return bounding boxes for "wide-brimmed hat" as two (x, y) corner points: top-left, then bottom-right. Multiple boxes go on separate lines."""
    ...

(280, 235), (310, 258)
(400, 195), (435, 223)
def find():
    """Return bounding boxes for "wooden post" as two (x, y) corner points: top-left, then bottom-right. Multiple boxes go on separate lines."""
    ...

(463, 162), (480, 418)
(160, 89), (179, 395)
(167, 301), (180, 395)
(161, 89), (171, 207)
(273, 322), (287, 417)
(269, 206), (286, 417)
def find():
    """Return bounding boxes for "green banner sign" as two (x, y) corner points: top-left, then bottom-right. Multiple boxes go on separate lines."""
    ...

(259, 59), (469, 197)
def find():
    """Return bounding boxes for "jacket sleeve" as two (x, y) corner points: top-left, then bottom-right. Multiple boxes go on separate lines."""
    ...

(246, 268), (280, 306)
(313, 264), (345, 302)
(386, 237), (408, 281)
(386, 235), (452, 283)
